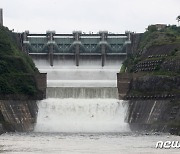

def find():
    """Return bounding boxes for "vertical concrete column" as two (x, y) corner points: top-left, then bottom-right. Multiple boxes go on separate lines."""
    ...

(49, 44), (54, 67)
(74, 32), (79, 41)
(47, 31), (55, 67)
(23, 31), (29, 54)
(75, 45), (80, 66)
(127, 31), (131, 41)
(101, 45), (106, 67)
(100, 31), (108, 41)
(73, 31), (81, 66)
(0, 8), (3, 26)
(125, 31), (132, 56)
(49, 32), (54, 66)
(99, 31), (108, 67)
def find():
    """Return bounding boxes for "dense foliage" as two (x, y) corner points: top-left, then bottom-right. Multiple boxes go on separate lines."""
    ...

(0, 26), (39, 96)
(139, 25), (180, 50)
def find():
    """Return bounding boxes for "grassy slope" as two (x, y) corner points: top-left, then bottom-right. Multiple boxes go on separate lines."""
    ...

(122, 25), (180, 75)
(139, 25), (180, 50)
(0, 26), (39, 96)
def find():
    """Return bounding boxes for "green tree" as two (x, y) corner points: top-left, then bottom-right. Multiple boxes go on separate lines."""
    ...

(176, 15), (180, 26)
(147, 25), (157, 32)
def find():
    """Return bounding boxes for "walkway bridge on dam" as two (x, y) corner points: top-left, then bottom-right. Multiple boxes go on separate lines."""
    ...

(23, 31), (131, 67)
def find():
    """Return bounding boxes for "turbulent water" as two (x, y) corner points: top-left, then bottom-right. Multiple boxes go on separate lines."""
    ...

(33, 59), (129, 133)
(35, 99), (129, 133)
(46, 87), (118, 98)
(1, 59), (180, 153)
(42, 68), (119, 87)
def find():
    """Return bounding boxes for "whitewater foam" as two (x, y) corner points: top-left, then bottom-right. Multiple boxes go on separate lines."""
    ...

(35, 98), (129, 132)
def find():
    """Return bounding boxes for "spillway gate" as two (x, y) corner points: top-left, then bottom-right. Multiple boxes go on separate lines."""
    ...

(23, 30), (131, 67)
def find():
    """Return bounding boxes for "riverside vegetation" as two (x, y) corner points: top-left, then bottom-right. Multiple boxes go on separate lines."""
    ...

(0, 26), (39, 97)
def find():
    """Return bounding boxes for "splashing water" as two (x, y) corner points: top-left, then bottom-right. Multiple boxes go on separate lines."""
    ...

(34, 58), (129, 133)
(35, 98), (129, 133)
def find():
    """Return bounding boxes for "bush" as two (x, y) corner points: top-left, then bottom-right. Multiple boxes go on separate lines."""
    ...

(147, 25), (157, 32)
(139, 25), (180, 51)
(0, 74), (38, 96)
(0, 77), (14, 94)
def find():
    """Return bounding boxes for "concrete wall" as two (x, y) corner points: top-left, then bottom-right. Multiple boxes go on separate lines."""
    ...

(129, 33), (142, 55)
(34, 73), (47, 99)
(0, 124), (4, 134)
(117, 72), (179, 100)
(117, 72), (145, 99)
(126, 99), (180, 134)
(0, 100), (38, 132)
(117, 73), (132, 99)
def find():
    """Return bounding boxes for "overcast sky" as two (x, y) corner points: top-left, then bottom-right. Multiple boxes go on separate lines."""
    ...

(0, 0), (180, 33)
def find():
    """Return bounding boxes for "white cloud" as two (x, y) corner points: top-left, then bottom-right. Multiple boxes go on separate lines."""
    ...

(0, 0), (179, 33)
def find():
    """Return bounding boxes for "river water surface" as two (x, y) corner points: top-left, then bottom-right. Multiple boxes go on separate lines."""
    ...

(1, 132), (180, 154)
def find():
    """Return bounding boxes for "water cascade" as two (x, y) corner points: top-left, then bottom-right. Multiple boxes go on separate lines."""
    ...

(35, 99), (128, 132)
(35, 59), (129, 132)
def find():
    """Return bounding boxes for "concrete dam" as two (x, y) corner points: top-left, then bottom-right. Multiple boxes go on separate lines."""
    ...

(23, 30), (131, 67)
(22, 30), (131, 132)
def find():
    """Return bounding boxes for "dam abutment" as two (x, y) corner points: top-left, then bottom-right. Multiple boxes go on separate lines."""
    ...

(117, 73), (180, 134)
(0, 100), (38, 132)
(126, 99), (180, 134)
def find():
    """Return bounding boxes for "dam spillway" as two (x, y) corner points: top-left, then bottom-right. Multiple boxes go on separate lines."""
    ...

(35, 98), (128, 132)
(34, 61), (129, 132)
(46, 87), (118, 99)
(44, 66), (120, 98)
(30, 31), (130, 132)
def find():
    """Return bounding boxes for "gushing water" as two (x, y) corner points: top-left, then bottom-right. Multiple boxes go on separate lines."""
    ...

(34, 58), (129, 133)
(41, 68), (120, 87)
(46, 87), (118, 98)
(35, 98), (129, 132)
